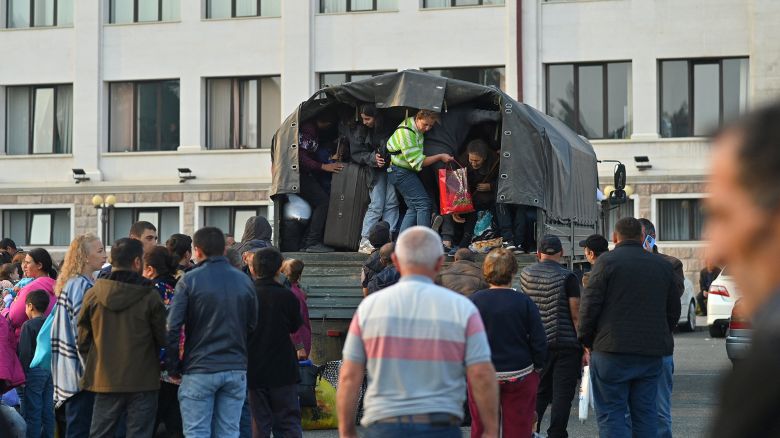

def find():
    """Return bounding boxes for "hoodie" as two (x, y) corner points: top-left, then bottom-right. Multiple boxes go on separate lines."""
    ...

(77, 270), (166, 393)
(233, 216), (273, 261)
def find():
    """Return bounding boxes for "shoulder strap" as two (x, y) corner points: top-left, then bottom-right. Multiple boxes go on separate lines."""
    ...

(387, 125), (417, 155)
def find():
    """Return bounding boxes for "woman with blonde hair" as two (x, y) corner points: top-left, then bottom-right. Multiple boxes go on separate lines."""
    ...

(50, 234), (106, 438)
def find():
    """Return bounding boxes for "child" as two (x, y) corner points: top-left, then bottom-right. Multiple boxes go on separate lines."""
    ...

(17, 289), (54, 438)
(281, 258), (312, 360)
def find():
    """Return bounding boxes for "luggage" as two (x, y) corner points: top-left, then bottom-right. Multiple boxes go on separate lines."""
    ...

(324, 163), (372, 251)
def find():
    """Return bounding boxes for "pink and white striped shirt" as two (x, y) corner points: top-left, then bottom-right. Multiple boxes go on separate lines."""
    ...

(342, 275), (492, 425)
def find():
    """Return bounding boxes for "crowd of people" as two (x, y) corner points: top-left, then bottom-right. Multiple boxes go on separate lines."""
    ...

(291, 103), (535, 256)
(0, 217), (313, 438)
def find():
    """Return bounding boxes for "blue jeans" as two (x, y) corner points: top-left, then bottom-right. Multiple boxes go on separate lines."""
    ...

(364, 422), (461, 438)
(21, 367), (54, 438)
(388, 166), (432, 232)
(590, 352), (662, 438)
(657, 355), (674, 438)
(361, 170), (400, 237)
(65, 390), (94, 438)
(178, 371), (247, 438)
(1, 403), (26, 438)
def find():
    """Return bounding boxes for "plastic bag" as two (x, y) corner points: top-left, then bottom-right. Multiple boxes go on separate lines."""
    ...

(438, 165), (474, 215)
(473, 211), (495, 240)
(284, 194), (312, 221)
(301, 375), (339, 430)
(579, 365), (593, 422)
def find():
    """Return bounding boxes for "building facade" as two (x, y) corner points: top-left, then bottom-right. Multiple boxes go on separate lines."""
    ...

(1, 0), (779, 285)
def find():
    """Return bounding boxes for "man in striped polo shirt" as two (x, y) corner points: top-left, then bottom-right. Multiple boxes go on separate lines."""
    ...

(386, 110), (454, 233)
(337, 226), (499, 438)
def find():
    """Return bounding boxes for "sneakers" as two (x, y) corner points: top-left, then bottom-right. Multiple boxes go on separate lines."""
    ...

(431, 215), (444, 233)
(358, 238), (374, 255)
(502, 241), (527, 255)
(447, 246), (459, 257)
(304, 243), (335, 253)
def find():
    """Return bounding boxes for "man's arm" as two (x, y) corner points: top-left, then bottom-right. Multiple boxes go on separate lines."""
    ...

(166, 279), (189, 374)
(666, 272), (683, 332)
(149, 294), (167, 349)
(466, 362), (500, 438)
(566, 274), (582, 335)
(526, 300), (548, 369)
(337, 359), (365, 438)
(578, 260), (608, 349)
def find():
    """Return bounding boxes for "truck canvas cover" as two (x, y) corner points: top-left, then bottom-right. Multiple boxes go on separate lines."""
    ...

(270, 70), (599, 226)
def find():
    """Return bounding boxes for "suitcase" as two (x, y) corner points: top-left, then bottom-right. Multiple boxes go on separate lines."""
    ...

(324, 163), (372, 251)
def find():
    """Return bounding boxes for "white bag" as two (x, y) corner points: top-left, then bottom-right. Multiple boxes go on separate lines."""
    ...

(578, 365), (593, 422)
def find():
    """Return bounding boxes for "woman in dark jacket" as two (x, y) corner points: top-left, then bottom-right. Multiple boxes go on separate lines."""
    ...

(469, 248), (547, 438)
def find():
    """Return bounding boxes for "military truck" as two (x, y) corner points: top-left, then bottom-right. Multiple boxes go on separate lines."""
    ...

(269, 70), (627, 361)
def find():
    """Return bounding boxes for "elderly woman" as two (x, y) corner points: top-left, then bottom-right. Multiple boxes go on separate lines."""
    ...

(468, 247), (547, 438)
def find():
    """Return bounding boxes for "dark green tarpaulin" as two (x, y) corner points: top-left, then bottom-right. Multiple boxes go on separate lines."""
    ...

(270, 70), (599, 225)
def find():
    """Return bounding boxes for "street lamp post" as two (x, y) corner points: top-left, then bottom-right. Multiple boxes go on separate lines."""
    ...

(92, 195), (117, 244)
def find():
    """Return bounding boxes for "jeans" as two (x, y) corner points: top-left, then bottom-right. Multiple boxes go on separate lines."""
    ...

(21, 367), (54, 438)
(248, 385), (302, 438)
(239, 393), (251, 438)
(537, 348), (583, 438)
(469, 372), (539, 438)
(361, 170), (400, 237)
(364, 422), (461, 438)
(495, 204), (535, 249)
(657, 355), (674, 438)
(1, 403), (27, 438)
(178, 371), (247, 438)
(298, 173), (330, 247)
(388, 166), (432, 232)
(65, 391), (95, 438)
(90, 391), (157, 438)
(590, 352), (662, 438)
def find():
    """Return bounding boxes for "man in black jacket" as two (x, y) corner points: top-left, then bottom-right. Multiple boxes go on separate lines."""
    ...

(248, 247), (303, 437)
(707, 102), (780, 438)
(166, 227), (258, 438)
(579, 217), (680, 438)
(521, 235), (581, 438)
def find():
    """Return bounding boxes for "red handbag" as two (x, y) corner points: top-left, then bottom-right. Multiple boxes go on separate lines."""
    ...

(438, 162), (475, 215)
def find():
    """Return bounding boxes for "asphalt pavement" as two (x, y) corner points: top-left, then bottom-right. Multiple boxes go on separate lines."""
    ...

(304, 317), (731, 438)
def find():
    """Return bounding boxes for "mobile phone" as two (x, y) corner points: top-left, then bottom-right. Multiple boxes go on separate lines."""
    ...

(643, 234), (656, 251)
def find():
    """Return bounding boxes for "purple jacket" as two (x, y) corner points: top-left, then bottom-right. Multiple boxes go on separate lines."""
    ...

(289, 282), (312, 356)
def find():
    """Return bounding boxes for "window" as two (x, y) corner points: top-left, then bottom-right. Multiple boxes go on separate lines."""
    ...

(206, 76), (281, 149)
(606, 199), (635, 238)
(657, 198), (705, 241)
(108, 207), (179, 245)
(425, 66), (506, 91)
(108, 0), (179, 23)
(1, 209), (70, 246)
(319, 0), (396, 13)
(422, 0), (503, 7)
(206, 0), (281, 18)
(5, 85), (73, 155)
(203, 205), (268, 236)
(319, 71), (392, 88)
(109, 80), (180, 152)
(546, 62), (632, 139)
(6, 0), (73, 27)
(659, 58), (749, 138)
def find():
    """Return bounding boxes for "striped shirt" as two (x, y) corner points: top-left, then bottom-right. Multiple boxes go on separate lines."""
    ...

(342, 275), (492, 425)
(386, 117), (425, 171)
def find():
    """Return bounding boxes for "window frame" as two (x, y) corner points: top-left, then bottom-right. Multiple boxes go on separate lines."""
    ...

(0, 204), (74, 248)
(545, 61), (631, 140)
(108, 0), (175, 23)
(205, 76), (279, 150)
(318, 70), (393, 89)
(422, 0), (500, 7)
(195, 201), (274, 237)
(319, 0), (378, 13)
(205, 0), (277, 18)
(604, 194), (640, 238)
(102, 203), (183, 245)
(4, 84), (71, 155)
(424, 65), (507, 90)
(107, 79), (180, 152)
(5, 0), (67, 27)
(650, 193), (709, 245)
(658, 57), (749, 138)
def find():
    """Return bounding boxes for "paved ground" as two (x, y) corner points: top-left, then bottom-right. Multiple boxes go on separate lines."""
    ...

(304, 317), (732, 437)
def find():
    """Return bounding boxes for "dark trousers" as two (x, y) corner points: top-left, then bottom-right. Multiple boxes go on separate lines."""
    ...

(536, 347), (583, 438)
(495, 204), (535, 249)
(21, 367), (55, 438)
(154, 382), (183, 438)
(65, 391), (95, 438)
(696, 291), (708, 315)
(299, 173), (330, 247)
(90, 391), (158, 438)
(590, 352), (662, 438)
(247, 385), (302, 438)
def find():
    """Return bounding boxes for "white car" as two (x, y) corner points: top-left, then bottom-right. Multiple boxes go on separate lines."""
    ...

(707, 270), (740, 337)
(678, 278), (697, 332)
